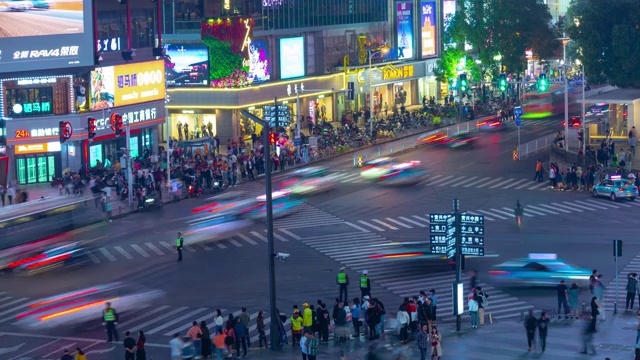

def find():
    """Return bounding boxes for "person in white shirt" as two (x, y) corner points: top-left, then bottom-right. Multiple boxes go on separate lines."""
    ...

(169, 332), (184, 360)
(397, 305), (410, 344)
(300, 332), (309, 360)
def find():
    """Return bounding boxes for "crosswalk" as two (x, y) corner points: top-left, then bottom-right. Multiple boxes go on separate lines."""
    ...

(0, 293), (278, 342)
(350, 198), (640, 231)
(297, 231), (533, 322)
(603, 252), (640, 313)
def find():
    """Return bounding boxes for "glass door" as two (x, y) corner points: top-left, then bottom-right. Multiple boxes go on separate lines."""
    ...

(37, 156), (47, 182)
(47, 156), (55, 181)
(26, 157), (37, 184)
(16, 158), (26, 185)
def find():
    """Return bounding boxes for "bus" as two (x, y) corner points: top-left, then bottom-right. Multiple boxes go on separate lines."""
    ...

(521, 83), (580, 119)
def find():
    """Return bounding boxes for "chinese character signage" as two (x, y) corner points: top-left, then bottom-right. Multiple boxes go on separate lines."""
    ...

(382, 64), (415, 81)
(396, 1), (414, 59)
(420, 1), (437, 58)
(90, 60), (166, 110)
(0, 0), (95, 74)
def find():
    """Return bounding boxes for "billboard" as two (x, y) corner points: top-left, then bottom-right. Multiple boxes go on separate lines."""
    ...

(279, 37), (305, 80)
(421, 1), (437, 58)
(248, 41), (271, 83)
(443, 0), (456, 31)
(90, 60), (166, 111)
(396, 2), (414, 59)
(164, 43), (209, 86)
(0, 0), (94, 74)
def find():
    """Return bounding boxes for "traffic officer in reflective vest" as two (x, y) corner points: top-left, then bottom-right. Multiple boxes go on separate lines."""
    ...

(337, 266), (349, 303)
(176, 232), (184, 262)
(360, 270), (371, 298)
(102, 301), (119, 342)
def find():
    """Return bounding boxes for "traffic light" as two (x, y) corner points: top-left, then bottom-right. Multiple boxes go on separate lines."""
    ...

(87, 117), (97, 140)
(269, 133), (279, 144)
(459, 74), (468, 92)
(110, 113), (123, 136)
(498, 74), (507, 92)
(538, 73), (548, 92)
(347, 81), (355, 101)
(59, 121), (66, 143)
(614, 239), (623, 257)
(578, 129), (584, 143)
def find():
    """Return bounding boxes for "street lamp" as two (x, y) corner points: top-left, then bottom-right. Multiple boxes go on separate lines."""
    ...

(558, 34), (571, 151)
(368, 46), (389, 140)
(576, 59), (586, 154)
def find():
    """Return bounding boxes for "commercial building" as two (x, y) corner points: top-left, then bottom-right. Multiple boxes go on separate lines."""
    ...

(0, 1), (166, 185)
(162, 0), (451, 144)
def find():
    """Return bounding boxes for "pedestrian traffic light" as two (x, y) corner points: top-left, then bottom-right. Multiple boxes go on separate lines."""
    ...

(498, 74), (507, 92)
(578, 130), (584, 143)
(347, 81), (355, 101)
(269, 133), (279, 144)
(59, 121), (72, 143)
(87, 117), (97, 140)
(538, 73), (548, 92)
(59, 121), (66, 143)
(110, 113), (123, 136)
(459, 74), (468, 92)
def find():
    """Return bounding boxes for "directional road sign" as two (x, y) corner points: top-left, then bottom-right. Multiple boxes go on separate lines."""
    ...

(515, 116), (521, 127)
(460, 225), (484, 236)
(460, 235), (484, 246)
(430, 235), (447, 244)
(514, 106), (523, 117)
(430, 213), (454, 223)
(461, 246), (484, 256)
(460, 214), (484, 225)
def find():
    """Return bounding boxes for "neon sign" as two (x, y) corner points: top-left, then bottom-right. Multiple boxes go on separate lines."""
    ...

(12, 102), (52, 115)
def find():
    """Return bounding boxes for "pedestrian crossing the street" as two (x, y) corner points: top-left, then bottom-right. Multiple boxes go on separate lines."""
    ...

(297, 231), (533, 322)
(0, 294), (280, 343)
(351, 198), (640, 231)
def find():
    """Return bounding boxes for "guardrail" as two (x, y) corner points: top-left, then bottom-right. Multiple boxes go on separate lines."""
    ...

(517, 133), (558, 159)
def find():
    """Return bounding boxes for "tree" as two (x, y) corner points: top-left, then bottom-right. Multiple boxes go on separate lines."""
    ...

(567, 0), (640, 88)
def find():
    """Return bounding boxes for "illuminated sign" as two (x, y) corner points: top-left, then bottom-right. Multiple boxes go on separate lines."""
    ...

(421, 2), (437, 58)
(15, 127), (60, 139)
(92, 106), (160, 131)
(97, 37), (121, 53)
(16, 78), (58, 86)
(12, 102), (52, 115)
(0, 0), (95, 74)
(224, 0), (231, 10)
(164, 43), (209, 86)
(15, 142), (61, 155)
(90, 60), (165, 110)
(382, 65), (415, 81)
(248, 41), (271, 83)
(280, 37), (305, 79)
(396, 1), (414, 59)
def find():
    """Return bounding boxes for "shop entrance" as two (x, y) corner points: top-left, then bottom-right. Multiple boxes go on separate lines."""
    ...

(16, 154), (58, 185)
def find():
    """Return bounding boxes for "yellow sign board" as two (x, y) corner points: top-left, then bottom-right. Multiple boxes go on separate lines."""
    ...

(90, 60), (165, 110)
(382, 64), (414, 81)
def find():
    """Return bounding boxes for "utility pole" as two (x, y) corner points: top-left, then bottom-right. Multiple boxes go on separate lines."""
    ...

(453, 198), (462, 332)
(125, 120), (133, 209)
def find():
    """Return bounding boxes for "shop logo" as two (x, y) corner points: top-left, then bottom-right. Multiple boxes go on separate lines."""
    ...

(12, 102), (52, 115)
(117, 70), (163, 89)
(93, 107), (159, 131)
(16, 127), (60, 138)
(13, 46), (79, 60)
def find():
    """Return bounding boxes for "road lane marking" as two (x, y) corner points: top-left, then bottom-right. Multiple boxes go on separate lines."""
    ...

(229, 239), (243, 247)
(563, 201), (595, 211)
(0, 300), (31, 318)
(216, 243), (227, 249)
(344, 222), (370, 232)
(146, 308), (209, 335)
(476, 209), (508, 220)
(98, 248), (117, 262)
(371, 219), (398, 230)
(466, 211), (495, 221)
(278, 228), (302, 240)
(549, 202), (580, 212)
(250, 231), (268, 242)
(357, 220), (385, 231)
(427, 175), (454, 186)
(236, 233), (258, 245)
(463, 177), (491, 188)
(132, 307), (190, 330)
(502, 179), (529, 189)
(159, 241), (176, 253)
(476, 178), (503, 188)
(490, 178), (516, 189)
(113, 246), (133, 260)
(130, 244), (150, 257)
(583, 199), (619, 209)
(502, 207), (533, 217)
(87, 251), (101, 264)
(411, 215), (430, 224)
(118, 305), (171, 328)
(163, 311), (220, 337)
(384, 217), (413, 229)
(437, 176), (466, 187)
(528, 204), (558, 215)
(490, 208), (515, 218)
(418, 174), (442, 185)
(398, 216), (427, 227)
(145, 243), (165, 255)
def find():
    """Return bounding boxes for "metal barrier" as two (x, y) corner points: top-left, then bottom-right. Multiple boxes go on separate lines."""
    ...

(517, 133), (558, 159)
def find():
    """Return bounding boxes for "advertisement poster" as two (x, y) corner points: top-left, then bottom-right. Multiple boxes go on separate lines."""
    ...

(0, 0), (94, 74)
(248, 41), (271, 83)
(396, 2), (414, 59)
(421, 1), (437, 58)
(164, 43), (209, 86)
(279, 37), (305, 79)
(90, 60), (165, 110)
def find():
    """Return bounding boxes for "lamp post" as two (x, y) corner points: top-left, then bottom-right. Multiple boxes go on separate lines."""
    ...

(559, 34), (571, 151)
(576, 59), (586, 154)
(368, 47), (389, 140)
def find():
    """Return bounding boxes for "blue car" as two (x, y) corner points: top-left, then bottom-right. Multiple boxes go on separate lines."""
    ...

(489, 253), (591, 287)
(592, 175), (638, 201)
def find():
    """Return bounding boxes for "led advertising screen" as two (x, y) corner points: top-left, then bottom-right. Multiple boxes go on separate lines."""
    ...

(89, 144), (102, 168)
(90, 60), (166, 110)
(279, 37), (304, 80)
(396, 1), (414, 59)
(421, 1), (437, 58)
(0, 0), (94, 74)
(164, 43), (209, 86)
(248, 41), (271, 83)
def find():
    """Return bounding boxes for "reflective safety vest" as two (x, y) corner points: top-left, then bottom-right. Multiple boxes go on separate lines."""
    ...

(176, 236), (183, 247)
(360, 276), (368, 288)
(103, 308), (116, 322)
(337, 271), (347, 284)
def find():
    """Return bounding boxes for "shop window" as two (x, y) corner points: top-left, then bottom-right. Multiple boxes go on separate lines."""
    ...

(17, 158), (26, 185)
(27, 158), (36, 184)
(47, 156), (55, 182)
(37, 157), (47, 183)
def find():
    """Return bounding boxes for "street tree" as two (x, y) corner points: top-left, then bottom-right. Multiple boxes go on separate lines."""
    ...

(566, 0), (640, 88)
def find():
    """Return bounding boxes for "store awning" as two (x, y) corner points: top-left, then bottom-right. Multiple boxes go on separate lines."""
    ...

(577, 88), (640, 105)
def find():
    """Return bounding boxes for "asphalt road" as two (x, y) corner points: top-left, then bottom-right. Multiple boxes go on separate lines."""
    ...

(0, 10), (83, 38)
(0, 111), (635, 359)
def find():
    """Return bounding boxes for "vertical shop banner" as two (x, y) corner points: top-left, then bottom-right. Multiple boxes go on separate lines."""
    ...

(396, 2), (414, 59)
(421, 1), (437, 58)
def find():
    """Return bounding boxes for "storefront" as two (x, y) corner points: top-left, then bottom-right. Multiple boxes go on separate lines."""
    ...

(578, 89), (640, 147)
(166, 73), (345, 144)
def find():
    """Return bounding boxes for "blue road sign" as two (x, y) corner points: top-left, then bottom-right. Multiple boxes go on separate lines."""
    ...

(294, 138), (302, 146)
(515, 116), (521, 127)
(514, 106), (523, 117)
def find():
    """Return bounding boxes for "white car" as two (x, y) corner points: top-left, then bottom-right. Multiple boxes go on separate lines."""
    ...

(7, 1), (34, 11)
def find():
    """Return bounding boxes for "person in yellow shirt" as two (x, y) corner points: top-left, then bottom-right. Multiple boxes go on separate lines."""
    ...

(290, 311), (303, 349)
(302, 303), (313, 334)
(74, 347), (87, 360)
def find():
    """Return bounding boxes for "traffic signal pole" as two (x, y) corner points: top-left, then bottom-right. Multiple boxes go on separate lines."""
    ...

(453, 199), (462, 332)
(125, 121), (133, 209)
